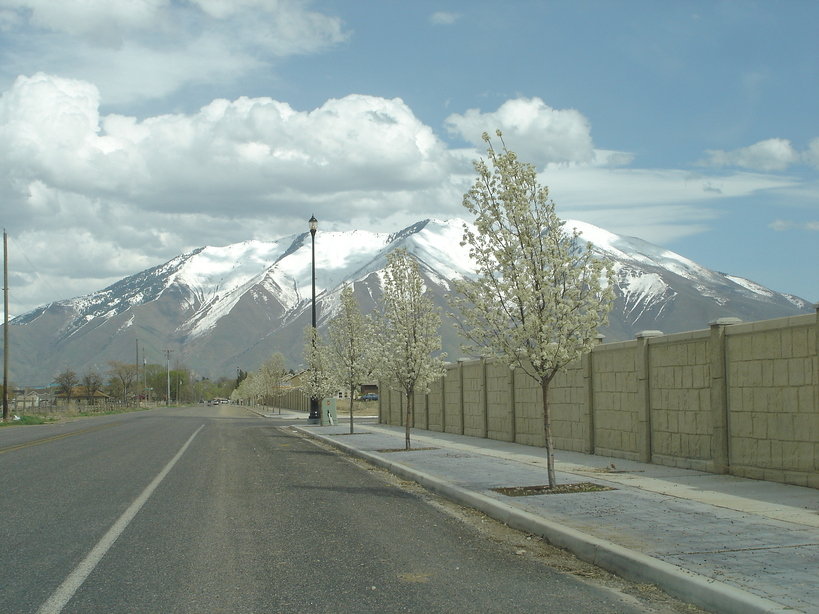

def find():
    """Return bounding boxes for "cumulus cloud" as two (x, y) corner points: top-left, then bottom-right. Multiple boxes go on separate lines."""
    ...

(1, 0), (166, 42)
(0, 0), (348, 103)
(701, 138), (799, 171)
(804, 138), (819, 170)
(0, 74), (455, 213)
(0, 73), (471, 313)
(1, 74), (812, 314)
(444, 97), (596, 167)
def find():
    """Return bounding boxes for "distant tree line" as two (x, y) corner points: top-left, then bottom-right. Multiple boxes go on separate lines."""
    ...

(50, 360), (235, 407)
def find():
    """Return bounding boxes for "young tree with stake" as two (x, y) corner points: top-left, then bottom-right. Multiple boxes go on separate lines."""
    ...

(259, 352), (288, 411)
(452, 131), (614, 488)
(326, 285), (373, 434)
(376, 249), (445, 450)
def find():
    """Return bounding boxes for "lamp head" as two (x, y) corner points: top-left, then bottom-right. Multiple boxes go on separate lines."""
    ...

(309, 215), (318, 235)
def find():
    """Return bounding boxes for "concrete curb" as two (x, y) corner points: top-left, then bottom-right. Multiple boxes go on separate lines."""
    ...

(295, 427), (793, 614)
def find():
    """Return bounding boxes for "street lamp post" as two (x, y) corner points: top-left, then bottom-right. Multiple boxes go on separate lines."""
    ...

(308, 215), (320, 423)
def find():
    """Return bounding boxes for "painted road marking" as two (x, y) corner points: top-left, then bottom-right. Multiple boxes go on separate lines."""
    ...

(36, 424), (205, 614)
(0, 422), (121, 455)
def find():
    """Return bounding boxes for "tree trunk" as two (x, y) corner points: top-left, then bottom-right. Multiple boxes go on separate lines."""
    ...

(405, 387), (414, 450)
(541, 377), (557, 488)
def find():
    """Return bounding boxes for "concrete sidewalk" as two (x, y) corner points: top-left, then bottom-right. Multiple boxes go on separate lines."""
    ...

(281, 418), (818, 614)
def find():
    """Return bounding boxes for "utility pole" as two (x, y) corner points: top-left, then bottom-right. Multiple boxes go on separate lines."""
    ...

(165, 349), (173, 407)
(3, 229), (8, 421)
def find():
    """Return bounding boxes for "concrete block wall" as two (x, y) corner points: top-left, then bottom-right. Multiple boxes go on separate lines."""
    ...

(461, 360), (488, 438)
(548, 358), (589, 453)
(724, 314), (818, 487)
(442, 365), (463, 434)
(426, 377), (443, 431)
(378, 308), (818, 488)
(591, 342), (641, 459)
(513, 366), (544, 447)
(648, 331), (714, 470)
(486, 360), (515, 442)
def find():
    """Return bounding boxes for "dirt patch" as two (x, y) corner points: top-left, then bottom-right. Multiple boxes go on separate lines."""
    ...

(492, 482), (615, 496)
(589, 463), (645, 474)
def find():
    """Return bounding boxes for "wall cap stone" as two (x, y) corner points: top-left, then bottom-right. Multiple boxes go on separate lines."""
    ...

(709, 317), (743, 326)
(635, 330), (663, 339)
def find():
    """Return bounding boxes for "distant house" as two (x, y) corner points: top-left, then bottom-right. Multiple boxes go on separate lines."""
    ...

(286, 371), (378, 400)
(55, 386), (111, 406)
(13, 389), (45, 410)
(360, 383), (379, 396)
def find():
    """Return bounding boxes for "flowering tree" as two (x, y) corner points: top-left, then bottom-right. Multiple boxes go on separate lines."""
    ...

(376, 249), (445, 449)
(233, 371), (261, 406)
(302, 326), (337, 416)
(326, 285), (373, 433)
(259, 352), (289, 412)
(452, 131), (614, 487)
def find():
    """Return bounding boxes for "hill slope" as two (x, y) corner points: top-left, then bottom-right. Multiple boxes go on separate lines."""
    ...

(5, 219), (812, 385)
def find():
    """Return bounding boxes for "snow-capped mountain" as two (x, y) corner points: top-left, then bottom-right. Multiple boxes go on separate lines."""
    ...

(5, 219), (812, 385)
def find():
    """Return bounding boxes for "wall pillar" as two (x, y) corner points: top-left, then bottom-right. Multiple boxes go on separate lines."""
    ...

(635, 330), (663, 463)
(422, 390), (429, 430)
(440, 364), (447, 433)
(481, 358), (489, 439)
(458, 360), (465, 435)
(813, 303), (819, 434)
(813, 305), (819, 429)
(509, 365), (517, 443)
(378, 381), (383, 424)
(584, 334), (604, 454)
(709, 317), (741, 474)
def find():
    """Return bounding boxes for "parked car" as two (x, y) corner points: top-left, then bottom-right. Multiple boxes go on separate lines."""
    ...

(360, 393), (379, 401)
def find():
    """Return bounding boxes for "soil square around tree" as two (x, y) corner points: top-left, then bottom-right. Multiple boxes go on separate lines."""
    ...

(492, 483), (615, 496)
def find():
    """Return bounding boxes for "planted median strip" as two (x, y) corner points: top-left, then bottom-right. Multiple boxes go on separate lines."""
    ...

(492, 483), (615, 497)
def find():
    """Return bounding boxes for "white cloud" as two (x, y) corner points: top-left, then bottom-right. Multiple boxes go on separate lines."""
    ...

(1, 75), (813, 314)
(429, 11), (460, 25)
(0, 0), (167, 41)
(769, 219), (819, 232)
(701, 138), (799, 171)
(804, 138), (819, 170)
(0, 75), (455, 212)
(0, 0), (348, 103)
(0, 74), (467, 314)
(444, 97), (596, 166)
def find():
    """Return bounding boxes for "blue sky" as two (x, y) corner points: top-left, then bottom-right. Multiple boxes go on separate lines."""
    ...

(1, 0), (817, 315)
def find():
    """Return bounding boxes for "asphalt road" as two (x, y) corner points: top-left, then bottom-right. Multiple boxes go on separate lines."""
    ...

(1, 405), (678, 613)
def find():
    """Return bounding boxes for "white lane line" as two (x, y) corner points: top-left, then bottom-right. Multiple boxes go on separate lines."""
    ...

(37, 424), (205, 614)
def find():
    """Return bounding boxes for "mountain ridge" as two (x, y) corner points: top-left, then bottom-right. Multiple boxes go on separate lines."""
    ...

(4, 218), (812, 385)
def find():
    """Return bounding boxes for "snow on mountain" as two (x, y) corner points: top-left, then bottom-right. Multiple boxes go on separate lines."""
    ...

(566, 219), (719, 283)
(5, 217), (813, 384)
(725, 275), (775, 298)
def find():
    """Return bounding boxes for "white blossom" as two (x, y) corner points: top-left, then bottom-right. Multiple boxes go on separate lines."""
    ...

(302, 326), (337, 403)
(452, 131), (614, 486)
(326, 285), (374, 433)
(374, 249), (445, 449)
